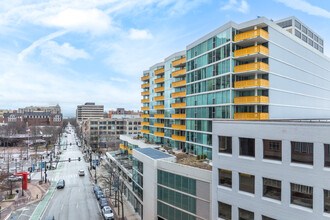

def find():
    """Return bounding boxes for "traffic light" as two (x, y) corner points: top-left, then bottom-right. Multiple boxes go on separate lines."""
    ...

(68, 158), (71, 162)
(78, 157), (81, 161)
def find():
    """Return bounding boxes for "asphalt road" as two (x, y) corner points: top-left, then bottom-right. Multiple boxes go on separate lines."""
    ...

(38, 125), (102, 220)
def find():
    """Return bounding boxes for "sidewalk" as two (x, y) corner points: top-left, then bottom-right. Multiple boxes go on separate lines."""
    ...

(89, 164), (140, 220)
(0, 180), (50, 220)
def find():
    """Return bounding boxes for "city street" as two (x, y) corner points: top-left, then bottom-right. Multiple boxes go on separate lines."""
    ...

(7, 125), (102, 220)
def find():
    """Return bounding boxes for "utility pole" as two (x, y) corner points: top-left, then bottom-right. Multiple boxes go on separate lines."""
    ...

(40, 155), (43, 181)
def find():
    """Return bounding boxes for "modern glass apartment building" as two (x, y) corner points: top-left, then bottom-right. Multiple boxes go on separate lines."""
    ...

(141, 16), (330, 159)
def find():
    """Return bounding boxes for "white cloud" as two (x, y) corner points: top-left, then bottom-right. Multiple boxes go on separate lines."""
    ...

(40, 41), (90, 63)
(128, 28), (153, 40)
(275, 0), (330, 19)
(221, 0), (249, 14)
(109, 77), (128, 82)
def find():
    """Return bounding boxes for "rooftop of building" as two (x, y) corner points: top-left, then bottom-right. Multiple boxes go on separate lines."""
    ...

(135, 147), (174, 160)
(214, 118), (330, 123)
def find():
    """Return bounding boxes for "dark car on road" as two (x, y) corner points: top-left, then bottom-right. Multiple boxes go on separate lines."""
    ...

(56, 179), (65, 189)
(96, 190), (104, 200)
(93, 185), (101, 194)
(99, 198), (109, 209)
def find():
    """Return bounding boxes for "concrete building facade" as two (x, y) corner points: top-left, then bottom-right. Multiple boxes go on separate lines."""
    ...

(76, 102), (104, 123)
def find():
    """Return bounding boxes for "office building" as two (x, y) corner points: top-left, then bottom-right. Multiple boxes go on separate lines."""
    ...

(141, 16), (330, 159)
(212, 119), (330, 220)
(76, 102), (104, 123)
(18, 104), (61, 114)
(107, 135), (212, 220)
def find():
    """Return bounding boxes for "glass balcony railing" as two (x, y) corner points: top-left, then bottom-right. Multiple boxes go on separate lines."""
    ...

(172, 68), (186, 77)
(154, 123), (164, 127)
(155, 67), (165, 75)
(172, 91), (186, 98)
(154, 105), (164, 110)
(141, 107), (149, 111)
(172, 80), (186, 88)
(155, 77), (165, 84)
(172, 102), (186, 108)
(234, 29), (269, 42)
(172, 57), (186, 67)
(154, 131), (165, 137)
(141, 99), (149, 103)
(234, 45), (269, 57)
(172, 114), (186, 119)
(154, 96), (165, 101)
(234, 113), (269, 120)
(234, 79), (269, 88)
(234, 96), (269, 104)
(171, 124), (186, 130)
(234, 62), (269, 73)
(155, 86), (164, 92)
(172, 134), (186, 141)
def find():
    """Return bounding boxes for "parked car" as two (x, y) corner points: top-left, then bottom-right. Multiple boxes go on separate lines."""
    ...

(102, 206), (114, 220)
(99, 198), (109, 209)
(78, 170), (85, 176)
(96, 190), (104, 200)
(93, 185), (101, 193)
(56, 179), (65, 189)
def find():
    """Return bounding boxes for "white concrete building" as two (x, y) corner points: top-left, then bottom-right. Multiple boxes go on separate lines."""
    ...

(76, 102), (104, 123)
(212, 119), (330, 220)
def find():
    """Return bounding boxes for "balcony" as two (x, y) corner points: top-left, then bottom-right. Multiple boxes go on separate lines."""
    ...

(141, 75), (149, 81)
(154, 114), (165, 118)
(141, 91), (149, 96)
(141, 129), (149, 134)
(155, 77), (165, 84)
(141, 107), (149, 111)
(141, 122), (149, 126)
(234, 29), (269, 42)
(234, 113), (269, 120)
(154, 123), (164, 127)
(234, 45), (269, 58)
(141, 83), (150, 88)
(155, 67), (165, 75)
(120, 144), (128, 150)
(172, 124), (186, 130)
(172, 80), (186, 88)
(155, 96), (165, 101)
(172, 102), (186, 108)
(141, 99), (149, 103)
(172, 91), (186, 98)
(172, 114), (186, 119)
(128, 149), (133, 155)
(154, 105), (164, 110)
(172, 135), (186, 141)
(155, 86), (164, 92)
(234, 62), (269, 73)
(172, 57), (186, 67)
(154, 131), (165, 137)
(141, 114), (149, 118)
(234, 79), (269, 89)
(172, 68), (186, 77)
(234, 96), (269, 104)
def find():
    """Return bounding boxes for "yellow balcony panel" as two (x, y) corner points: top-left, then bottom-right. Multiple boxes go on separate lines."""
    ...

(155, 86), (164, 92)
(141, 129), (149, 134)
(141, 75), (150, 81)
(141, 122), (149, 126)
(172, 134), (186, 142)
(172, 102), (186, 108)
(172, 80), (186, 88)
(128, 149), (133, 155)
(141, 91), (150, 96)
(141, 107), (150, 111)
(172, 57), (186, 67)
(234, 113), (269, 120)
(172, 68), (186, 77)
(172, 124), (186, 130)
(154, 105), (164, 110)
(120, 144), (128, 150)
(154, 123), (164, 127)
(172, 114), (186, 119)
(155, 67), (165, 75)
(154, 114), (165, 118)
(155, 77), (165, 84)
(234, 29), (269, 42)
(234, 96), (269, 104)
(234, 79), (269, 88)
(155, 96), (165, 101)
(172, 91), (186, 98)
(141, 99), (149, 103)
(154, 131), (165, 137)
(234, 45), (269, 57)
(141, 114), (149, 118)
(141, 83), (150, 88)
(234, 62), (269, 73)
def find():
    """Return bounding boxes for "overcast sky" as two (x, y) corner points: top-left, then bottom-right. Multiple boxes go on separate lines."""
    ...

(0, 0), (329, 117)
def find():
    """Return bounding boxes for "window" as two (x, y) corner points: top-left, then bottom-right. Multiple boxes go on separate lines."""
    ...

(263, 178), (281, 201)
(308, 38), (313, 46)
(295, 29), (301, 38)
(302, 25), (307, 34)
(263, 140), (282, 161)
(324, 190), (330, 213)
(307, 30), (313, 38)
(325, 144), (330, 167)
(295, 20), (301, 29)
(262, 216), (276, 220)
(239, 138), (255, 157)
(291, 183), (313, 209)
(219, 136), (232, 154)
(291, 141), (313, 165)
(219, 169), (232, 188)
(239, 173), (255, 194)
(302, 34), (307, 42)
(218, 202), (231, 220)
(239, 208), (254, 220)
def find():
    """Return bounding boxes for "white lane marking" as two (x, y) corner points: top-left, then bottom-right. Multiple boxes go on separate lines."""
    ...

(61, 203), (64, 210)
(76, 203), (79, 209)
